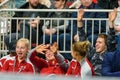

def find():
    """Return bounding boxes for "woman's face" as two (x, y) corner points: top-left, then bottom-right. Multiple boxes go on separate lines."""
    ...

(16, 41), (29, 60)
(54, 0), (65, 9)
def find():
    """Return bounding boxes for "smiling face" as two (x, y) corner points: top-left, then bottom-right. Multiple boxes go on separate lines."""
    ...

(16, 38), (30, 60)
(95, 37), (107, 54)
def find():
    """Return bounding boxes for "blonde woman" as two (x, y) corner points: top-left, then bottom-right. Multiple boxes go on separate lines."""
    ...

(1, 38), (34, 74)
(66, 41), (95, 78)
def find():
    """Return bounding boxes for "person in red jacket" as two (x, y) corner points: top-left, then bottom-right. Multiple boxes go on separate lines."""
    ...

(66, 9), (95, 78)
(66, 41), (95, 78)
(0, 41), (16, 71)
(1, 38), (34, 74)
(28, 42), (69, 76)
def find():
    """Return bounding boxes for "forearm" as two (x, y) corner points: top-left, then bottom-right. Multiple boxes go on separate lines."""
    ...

(77, 21), (82, 28)
(55, 52), (69, 71)
(42, 20), (49, 32)
(28, 48), (48, 69)
(107, 28), (116, 51)
(78, 27), (87, 41)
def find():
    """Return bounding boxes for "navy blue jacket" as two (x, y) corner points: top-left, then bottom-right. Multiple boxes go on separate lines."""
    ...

(68, 2), (107, 37)
(102, 51), (120, 77)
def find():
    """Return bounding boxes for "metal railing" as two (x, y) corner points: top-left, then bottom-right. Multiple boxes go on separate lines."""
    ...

(0, 9), (111, 57)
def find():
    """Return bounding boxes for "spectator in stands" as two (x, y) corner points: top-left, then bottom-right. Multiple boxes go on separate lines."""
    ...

(28, 42), (69, 75)
(0, 41), (16, 71)
(113, 0), (120, 51)
(1, 38), (34, 74)
(39, 0), (72, 60)
(97, 0), (118, 9)
(75, 9), (116, 76)
(69, 0), (107, 46)
(66, 41), (95, 77)
(4, 0), (48, 49)
(102, 8), (120, 77)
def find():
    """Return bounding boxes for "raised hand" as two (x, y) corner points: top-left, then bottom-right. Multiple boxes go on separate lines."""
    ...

(109, 8), (117, 28)
(77, 9), (84, 22)
(109, 8), (117, 22)
(77, 9), (84, 28)
(36, 44), (50, 54)
(50, 42), (58, 54)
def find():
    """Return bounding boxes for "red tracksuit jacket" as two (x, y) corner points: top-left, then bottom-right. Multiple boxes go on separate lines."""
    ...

(0, 55), (15, 71)
(29, 50), (68, 75)
(66, 58), (95, 78)
(1, 56), (34, 74)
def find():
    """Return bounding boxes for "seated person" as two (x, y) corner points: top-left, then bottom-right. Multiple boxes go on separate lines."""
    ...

(39, 0), (72, 60)
(4, 0), (48, 49)
(75, 9), (116, 76)
(66, 41), (95, 78)
(1, 38), (34, 74)
(69, 0), (107, 46)
(102, 8), (120, 77)
(0, 41), (16, 71)
(28, 42), (69, 75)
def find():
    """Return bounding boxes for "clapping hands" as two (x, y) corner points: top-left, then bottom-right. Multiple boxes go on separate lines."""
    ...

(36, 44), (50, 54)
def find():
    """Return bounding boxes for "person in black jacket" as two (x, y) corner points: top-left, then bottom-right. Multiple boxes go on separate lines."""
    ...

(4, 0), (49, 50)
(76, 9), (116, 76)
(102, 8), (120, 77)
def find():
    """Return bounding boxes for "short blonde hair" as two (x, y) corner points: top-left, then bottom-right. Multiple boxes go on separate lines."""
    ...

(72, 41), (90, 57)
(17, 38), (30, 49)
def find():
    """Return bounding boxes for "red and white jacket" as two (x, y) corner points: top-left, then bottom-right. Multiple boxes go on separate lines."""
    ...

(28, 49), (69, 75)
(66, 58), (95, 78)
(1, 56), (34, 74)
(0, 54), (15, 71)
